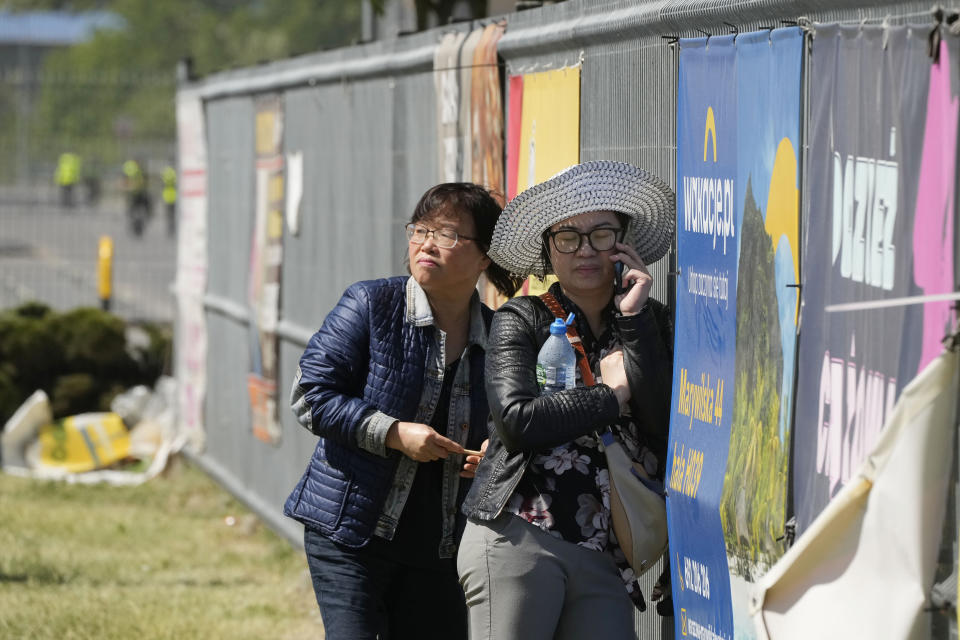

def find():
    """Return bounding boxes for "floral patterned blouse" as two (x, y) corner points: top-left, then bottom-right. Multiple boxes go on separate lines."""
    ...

(507, 285), (660, 610)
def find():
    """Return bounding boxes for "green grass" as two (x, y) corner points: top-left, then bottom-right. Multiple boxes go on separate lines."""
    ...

(0, 457), (323, 639)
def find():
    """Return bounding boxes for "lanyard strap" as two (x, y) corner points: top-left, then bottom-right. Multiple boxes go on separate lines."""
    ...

(541, 292), (626, 448)
(539, 292), (596, 386)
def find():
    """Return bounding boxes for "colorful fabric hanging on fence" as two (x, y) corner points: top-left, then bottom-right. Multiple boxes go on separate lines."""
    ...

(793, 24), (960, 537)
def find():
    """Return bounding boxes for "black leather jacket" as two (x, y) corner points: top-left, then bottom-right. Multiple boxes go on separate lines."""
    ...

(461, 286), (674, 521)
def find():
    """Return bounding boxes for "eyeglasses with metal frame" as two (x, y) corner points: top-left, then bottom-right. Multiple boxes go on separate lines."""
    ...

(544, 227), (624, 254)
(405, 223), (479, 249)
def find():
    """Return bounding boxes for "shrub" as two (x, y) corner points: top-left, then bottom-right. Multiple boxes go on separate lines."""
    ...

(0, 303), (171, 427)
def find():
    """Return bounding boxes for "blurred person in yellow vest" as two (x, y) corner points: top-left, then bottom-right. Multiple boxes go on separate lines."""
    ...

(55, 152), (81, 208)
(122, 158), (151, 237)
(162, 164), (177, 237)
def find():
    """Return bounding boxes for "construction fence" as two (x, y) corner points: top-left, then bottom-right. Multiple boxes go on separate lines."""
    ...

(177, 1), (960, 639)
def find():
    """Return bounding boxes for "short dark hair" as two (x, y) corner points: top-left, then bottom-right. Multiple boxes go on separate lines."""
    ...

(410, 183), (524, 297)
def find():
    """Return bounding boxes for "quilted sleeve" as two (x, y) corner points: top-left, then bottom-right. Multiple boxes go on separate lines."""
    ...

(485, 300), (620, 453)
(291, 282), (384, 449)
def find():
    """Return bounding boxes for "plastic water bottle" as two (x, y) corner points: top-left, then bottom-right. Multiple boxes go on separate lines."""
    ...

(536, 313), (577, 394)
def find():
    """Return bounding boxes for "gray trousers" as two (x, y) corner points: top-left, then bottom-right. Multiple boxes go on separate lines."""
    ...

(456, 514), (637, 640)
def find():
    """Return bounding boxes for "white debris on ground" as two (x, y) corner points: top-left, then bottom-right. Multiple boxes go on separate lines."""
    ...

(1, 376), (184, 485)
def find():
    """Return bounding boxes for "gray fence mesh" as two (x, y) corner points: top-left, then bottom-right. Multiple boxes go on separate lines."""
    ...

(0, 65), (176, 321)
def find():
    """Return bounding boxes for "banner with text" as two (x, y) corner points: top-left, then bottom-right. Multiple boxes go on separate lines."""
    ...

(794, 25), (959, 537)
(670, 28), (802, 640)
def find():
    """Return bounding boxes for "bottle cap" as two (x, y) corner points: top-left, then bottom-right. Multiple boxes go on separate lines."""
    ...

(549, 318), (567, 335)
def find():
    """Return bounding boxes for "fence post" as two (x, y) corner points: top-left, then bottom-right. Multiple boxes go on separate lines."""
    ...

(97, 235), (113, 311)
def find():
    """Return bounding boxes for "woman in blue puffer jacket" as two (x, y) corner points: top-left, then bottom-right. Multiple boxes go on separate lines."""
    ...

(283, 183), (523, 640)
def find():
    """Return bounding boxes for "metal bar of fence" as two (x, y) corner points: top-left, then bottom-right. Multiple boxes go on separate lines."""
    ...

(203, 292), (313, 347)
(190, 41), (438, 101)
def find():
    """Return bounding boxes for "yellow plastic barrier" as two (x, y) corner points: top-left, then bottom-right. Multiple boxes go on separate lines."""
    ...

(37, 412), (131, 474)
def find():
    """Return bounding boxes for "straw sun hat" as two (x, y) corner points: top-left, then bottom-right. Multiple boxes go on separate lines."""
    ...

(489, 160), (676, 277)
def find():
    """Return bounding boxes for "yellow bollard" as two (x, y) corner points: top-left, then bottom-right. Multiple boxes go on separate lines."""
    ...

(97, 235), (113, 311)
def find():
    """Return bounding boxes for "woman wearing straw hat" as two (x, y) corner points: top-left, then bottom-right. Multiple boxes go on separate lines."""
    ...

(457, 161), (675, 639)
(283, 183), (523, 640)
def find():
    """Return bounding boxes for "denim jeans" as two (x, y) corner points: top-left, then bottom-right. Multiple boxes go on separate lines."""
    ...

(303, 526), (467, 640)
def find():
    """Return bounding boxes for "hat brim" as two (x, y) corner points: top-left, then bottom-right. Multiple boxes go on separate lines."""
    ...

(489, 161), (676, 277)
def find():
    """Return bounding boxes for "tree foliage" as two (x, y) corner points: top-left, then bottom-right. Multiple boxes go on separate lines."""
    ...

(9, 1), (493, 150)
(11, 0), (363, 71)
(719, 179), (791, 580)
(10, 1), (363, 141)
(411, 0), (488, 30)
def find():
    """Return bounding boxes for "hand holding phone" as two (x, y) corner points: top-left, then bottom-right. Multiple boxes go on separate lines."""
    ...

(612, 243), (652, 315)
(614, 261), (632, 295)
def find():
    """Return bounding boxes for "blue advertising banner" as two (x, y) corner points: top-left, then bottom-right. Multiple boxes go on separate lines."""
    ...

(670, 28), (802, 639)
(793, 25), (959, 537)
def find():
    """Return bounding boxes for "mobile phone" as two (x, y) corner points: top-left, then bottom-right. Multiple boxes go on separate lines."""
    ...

(614, 261), (632, 295)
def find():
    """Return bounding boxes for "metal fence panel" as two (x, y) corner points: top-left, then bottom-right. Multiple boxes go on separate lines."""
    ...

(203, 310), (254, 478)
(185, 3), (959, 638)
(206, 96), (256, 307)
(392, 70), (439, 264)
(203, 94), (256, 486)
(200, 36), (444, 543)
(281, 78), (397, 334)
(581, 38), (678, 310)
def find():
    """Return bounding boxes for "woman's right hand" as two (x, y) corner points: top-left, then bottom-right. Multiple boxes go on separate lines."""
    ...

(386, 421), (465, 461)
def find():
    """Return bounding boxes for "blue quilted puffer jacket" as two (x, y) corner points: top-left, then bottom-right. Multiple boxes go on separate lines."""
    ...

(283, 276), (492, 548)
